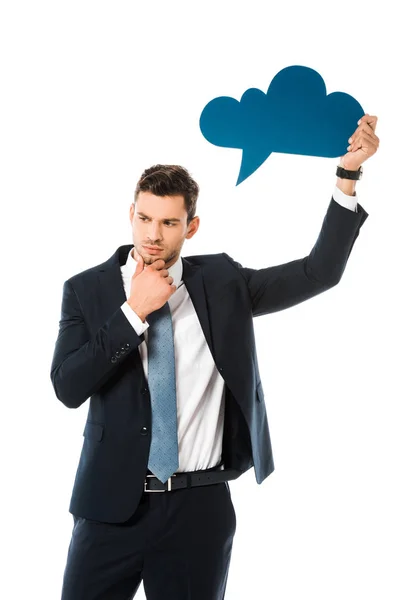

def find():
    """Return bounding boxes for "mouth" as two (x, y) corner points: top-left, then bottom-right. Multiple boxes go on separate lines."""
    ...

(143, 245), (163, 254)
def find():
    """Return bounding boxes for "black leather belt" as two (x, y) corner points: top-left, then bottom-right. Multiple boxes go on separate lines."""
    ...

(143, 465), (243, 492)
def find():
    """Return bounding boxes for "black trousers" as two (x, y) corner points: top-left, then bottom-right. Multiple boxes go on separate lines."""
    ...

(61, 480), (236, 599)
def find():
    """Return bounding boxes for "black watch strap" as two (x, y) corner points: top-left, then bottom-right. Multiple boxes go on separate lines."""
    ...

(336, 165), (363, 180)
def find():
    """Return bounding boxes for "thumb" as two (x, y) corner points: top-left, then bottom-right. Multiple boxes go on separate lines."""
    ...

(133, 253), (144, 277)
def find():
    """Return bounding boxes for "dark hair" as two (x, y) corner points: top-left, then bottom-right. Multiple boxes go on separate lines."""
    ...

(134, 164), (199, 223)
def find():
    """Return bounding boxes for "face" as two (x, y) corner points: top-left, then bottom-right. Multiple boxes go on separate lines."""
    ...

(129, 191), (200, 268)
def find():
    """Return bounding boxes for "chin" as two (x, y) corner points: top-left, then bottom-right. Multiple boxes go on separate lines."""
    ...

(143, 254), (158, 265)
(143, 252), (164, 265)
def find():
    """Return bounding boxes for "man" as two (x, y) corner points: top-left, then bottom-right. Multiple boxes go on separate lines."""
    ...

(51, 115), (379, 599)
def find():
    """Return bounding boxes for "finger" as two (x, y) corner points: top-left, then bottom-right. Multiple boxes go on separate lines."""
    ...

(349, 121), (378, 142)
(366, 115), (378, 133)
(166, 276), (174, 285)
(354, 121), (379, 140)
(347, 132), (379, 152)
(133, 254), (144, 275)
(356, 131), (379, 148)
(348, 129), (379, 149)
(148, 259), (166, 270)
(347, 134), (369, 152)
(358, 114), (378, 133)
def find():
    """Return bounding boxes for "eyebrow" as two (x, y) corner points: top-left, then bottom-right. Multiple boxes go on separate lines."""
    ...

(137, 212), (181, 223)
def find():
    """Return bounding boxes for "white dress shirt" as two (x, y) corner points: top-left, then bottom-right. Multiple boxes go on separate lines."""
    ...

(121, 242), (227, 473)
(120, 187), (358, 473)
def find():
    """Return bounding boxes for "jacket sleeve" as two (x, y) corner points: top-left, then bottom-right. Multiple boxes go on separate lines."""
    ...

(50, 279), (145, 409)
(223, 197), (369, 317)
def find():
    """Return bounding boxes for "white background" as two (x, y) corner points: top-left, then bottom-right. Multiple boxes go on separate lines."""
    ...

(1, 1), (399, 598)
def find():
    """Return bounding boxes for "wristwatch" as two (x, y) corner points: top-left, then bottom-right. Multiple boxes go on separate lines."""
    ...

(336, 165), (363, 180)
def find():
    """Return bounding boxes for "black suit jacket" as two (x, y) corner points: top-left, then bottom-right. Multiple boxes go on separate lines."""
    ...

(50, 197), (368, 522)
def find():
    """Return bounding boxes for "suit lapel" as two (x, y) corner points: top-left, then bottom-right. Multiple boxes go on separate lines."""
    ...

(182, 257), (215, 359)
(96, 245), (132, 318)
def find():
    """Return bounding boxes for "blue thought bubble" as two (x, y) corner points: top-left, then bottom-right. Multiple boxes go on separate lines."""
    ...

(199, 65), (365, 185)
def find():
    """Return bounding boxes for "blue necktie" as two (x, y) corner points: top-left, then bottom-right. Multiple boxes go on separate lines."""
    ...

(146, 301), (179, 483)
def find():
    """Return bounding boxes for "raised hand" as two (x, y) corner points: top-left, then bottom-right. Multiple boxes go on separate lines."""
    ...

(128, 255), (176, 322)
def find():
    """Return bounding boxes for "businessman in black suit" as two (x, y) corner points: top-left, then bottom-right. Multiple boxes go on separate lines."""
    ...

(51, 115), (379, 599)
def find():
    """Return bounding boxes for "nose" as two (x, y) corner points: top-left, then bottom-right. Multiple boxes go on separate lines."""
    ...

(148, 221), (162, 242)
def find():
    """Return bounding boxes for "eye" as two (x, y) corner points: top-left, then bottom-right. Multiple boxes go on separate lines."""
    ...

(139, 216), (148, 221)
(165, 222), (175, 227)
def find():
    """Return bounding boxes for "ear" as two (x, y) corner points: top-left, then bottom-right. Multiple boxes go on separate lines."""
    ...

(129, 203), (135, 223)
(186, 216), (200, 239)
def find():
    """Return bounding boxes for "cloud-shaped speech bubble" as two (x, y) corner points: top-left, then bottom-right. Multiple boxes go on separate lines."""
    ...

(199, 65), (364, 185)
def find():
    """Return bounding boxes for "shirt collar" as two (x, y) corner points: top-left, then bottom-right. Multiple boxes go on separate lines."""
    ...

(125, 247), (183, 287)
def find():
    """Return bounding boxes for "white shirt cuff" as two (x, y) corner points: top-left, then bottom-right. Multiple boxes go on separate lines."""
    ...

(332, 185), (358, 213)
(121, 301), (149, 336)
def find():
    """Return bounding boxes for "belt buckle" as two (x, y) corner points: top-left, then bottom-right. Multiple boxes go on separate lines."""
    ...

(144, 474), (176, 492)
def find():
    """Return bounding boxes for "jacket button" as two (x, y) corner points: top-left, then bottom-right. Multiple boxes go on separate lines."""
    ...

(111, 356), (117, 363)
(140, 426), (148, 435)
(124, 343), (130, 349)
(120, 348), (126, 354)
(115, 350), (120, 358)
